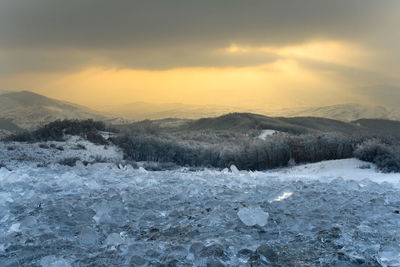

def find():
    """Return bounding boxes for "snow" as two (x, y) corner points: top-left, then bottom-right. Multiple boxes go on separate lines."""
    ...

(0, 135), (122, 169)
(1, 139), (400, 265)
(267, 158), (400, 185)
(258, 129), (280, 140)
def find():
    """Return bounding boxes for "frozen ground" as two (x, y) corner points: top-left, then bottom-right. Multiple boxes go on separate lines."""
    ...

(0, 141), (400, 266)
(257, 129), (281, 140)
(0, 136), (122, 170)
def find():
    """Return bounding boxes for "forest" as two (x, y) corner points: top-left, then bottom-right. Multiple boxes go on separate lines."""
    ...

(5, 116), (400, 172)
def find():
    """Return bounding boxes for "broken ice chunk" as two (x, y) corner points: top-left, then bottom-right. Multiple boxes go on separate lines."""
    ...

(8, 223), (21, 233)
(105, 233), (124, 246)
(40, 255), (71, 267)
(273, 191), (293, 202)
(78, 227), (98, 245)
(378, 245), (400, 267)
(237, 206), (269, 227)
(230, 165), (239, 174)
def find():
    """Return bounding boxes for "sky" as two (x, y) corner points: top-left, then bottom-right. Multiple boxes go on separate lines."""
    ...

(0, 0), (399, 110)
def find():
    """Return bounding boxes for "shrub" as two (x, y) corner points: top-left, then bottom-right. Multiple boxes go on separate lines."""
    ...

(58, 157), (80, 167)
(354, 139), (400, 173)
(71, 144), (86, 150)
(86, 131), (108, 145)
(39, 143), (50, 149)
(7, 119), (110, 143)
(142, 162), (179, 171)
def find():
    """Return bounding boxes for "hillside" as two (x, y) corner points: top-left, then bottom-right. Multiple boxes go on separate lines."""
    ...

(97, 102), (264, 121)
(272, 104), (400, 122)
(0, 91), (107, 130)
(353, 119), (400, 138)
(118, 112), (386, 137)
(98, 102), (400, 122)
(185, 113), (365, 135)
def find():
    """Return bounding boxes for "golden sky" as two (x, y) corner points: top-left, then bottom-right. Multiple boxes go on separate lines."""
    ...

(1, 1), (399, 110)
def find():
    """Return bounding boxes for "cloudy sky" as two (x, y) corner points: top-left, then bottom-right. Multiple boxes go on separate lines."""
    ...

(1, 0), (399, 109)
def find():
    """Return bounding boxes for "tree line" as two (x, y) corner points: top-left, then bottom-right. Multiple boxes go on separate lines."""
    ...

(5, 119), (400, 172)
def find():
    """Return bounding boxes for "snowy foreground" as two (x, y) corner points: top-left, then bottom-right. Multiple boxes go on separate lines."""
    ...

(1, 142), (400, 266)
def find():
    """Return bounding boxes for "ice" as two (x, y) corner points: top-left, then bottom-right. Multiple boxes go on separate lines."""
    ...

(1, 140), (400, 266)
(91, 201), (112, 224)
(237, 206), (269, 227)
(138, 166), (147, 173)
(8, 223), (21, 233)
(105, 233), (124, 246)
(78, 227), (98, 245)
(230, 164), (239, 174)
(40, 256), (71, 267)
(378, 246), (400, 267)
(21, 216), (37, 228)
(272, 191), (293, 202)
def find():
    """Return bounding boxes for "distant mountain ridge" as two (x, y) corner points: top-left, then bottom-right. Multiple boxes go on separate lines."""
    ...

(119, 112), (400, 138)
(0, 91), (107, 130)
(100, 102), (400, 122)
(96, 102), (264, 121)
(0, 91), (399, 136)
(271, 104), (400, 122)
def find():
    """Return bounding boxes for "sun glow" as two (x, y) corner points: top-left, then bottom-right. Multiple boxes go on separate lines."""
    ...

(2, 40), (374, 110)
(225, 40), (373, 68)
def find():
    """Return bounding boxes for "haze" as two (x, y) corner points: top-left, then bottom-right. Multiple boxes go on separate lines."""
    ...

(1, 0), (399, 111)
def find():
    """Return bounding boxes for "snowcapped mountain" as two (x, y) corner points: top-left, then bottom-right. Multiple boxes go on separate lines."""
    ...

(0, 91), (107, 130)
(96, 102), (265, 121)
(98, 102), (400, 122)
(271, 104), (400, 122)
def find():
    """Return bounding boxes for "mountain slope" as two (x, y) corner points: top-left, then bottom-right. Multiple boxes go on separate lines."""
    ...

(353, 119), (400, 138)
(185, 113), (364, 134)
(96, 102), (265, 121)
(0, 91), (106, 130)
(272, 104), (400, 121)
(99, 102), (400, 122)
(119, 112), (400, 139)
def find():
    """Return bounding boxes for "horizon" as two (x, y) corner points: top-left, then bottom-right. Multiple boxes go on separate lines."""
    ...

(1, 1), (400, 110)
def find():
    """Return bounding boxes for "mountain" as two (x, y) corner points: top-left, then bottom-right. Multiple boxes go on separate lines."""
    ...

(99, 102), (400, 122)
(96, 102), (265, 121)
(270, 104), (400, 122)
(353, 119), (400, 138)
(118, 112), (400, 139)
(185, 113), (365, 134)
(0, 91), (107, 130)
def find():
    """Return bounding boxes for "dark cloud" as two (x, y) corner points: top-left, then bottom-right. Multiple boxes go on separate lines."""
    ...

(0, 0), (399, 71)
(0, 0), (395, 47)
